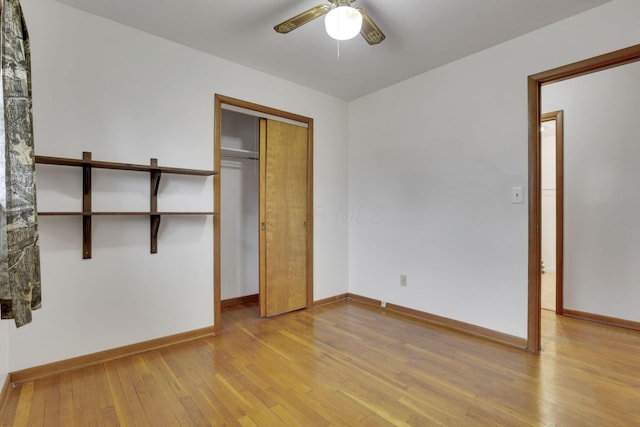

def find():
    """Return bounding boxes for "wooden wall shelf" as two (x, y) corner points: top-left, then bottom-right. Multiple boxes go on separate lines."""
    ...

(38, 212), (217, 216)
(35, 155), (215, 176)
(36, 152), (218, 259)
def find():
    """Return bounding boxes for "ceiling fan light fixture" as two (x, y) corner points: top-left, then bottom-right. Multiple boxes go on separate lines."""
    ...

(324, 6), (362, 41)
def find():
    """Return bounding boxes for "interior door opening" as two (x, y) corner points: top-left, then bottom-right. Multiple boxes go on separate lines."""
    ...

(540, 111), (564, 315)
(528, 44), (640, 352)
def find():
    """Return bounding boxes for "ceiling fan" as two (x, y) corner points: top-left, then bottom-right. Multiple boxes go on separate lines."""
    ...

(274, 0), (385, 45)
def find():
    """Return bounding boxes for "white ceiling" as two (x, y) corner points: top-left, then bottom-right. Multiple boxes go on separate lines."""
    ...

(53, 0), (611, 101)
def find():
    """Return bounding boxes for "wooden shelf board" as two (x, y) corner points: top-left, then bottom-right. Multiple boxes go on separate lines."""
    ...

(154, 212), (218, 216)
(92, 212), (149, 216)
(35, 156), (85, 167)
(38, 212), (88, 216)
(36, 155), (217, 176)
(154, 166), (217, 176)
(39, 211), (217, 216)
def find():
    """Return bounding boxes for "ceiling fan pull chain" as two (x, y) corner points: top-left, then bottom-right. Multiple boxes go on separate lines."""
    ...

(337, 39), (341, 60)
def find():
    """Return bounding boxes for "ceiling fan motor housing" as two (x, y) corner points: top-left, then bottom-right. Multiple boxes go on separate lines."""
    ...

(274, 0), (385, 45)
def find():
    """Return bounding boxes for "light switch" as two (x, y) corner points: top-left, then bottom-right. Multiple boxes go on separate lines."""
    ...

(511, 186), (524, 204)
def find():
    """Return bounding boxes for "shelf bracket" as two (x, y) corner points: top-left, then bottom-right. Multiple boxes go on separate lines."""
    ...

(150, 214), (161, 254)
(82, 215), (91, 259)
(82, 152), (92, 259)
(150, 158), (160, 207)
(151, 162), (161, 199)
(152, 171), (161, 197)
(150, 158), (161, 254)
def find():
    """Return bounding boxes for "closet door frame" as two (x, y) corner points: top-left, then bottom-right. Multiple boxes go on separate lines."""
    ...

(213, 94), (314, 334)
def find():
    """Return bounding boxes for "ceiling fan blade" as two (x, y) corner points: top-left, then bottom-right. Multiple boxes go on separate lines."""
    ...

(274, 4), (332, 34)
(356, 7), (385, 45)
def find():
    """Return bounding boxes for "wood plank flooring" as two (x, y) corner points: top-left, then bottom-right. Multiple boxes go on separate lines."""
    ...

(541, 272), (556, 311)
(1, 301), (640, 426)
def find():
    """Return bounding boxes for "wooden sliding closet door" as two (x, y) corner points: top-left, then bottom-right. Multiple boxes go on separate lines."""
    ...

(259, 118), (309, 317)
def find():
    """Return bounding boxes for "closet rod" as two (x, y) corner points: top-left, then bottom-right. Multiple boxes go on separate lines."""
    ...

(221, 153), (259, 160)
(220, 147), (259, 160)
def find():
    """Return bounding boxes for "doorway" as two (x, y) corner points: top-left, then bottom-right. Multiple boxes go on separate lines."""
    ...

(213, 95), (314, 334)
(540, 111), (563, 314)
(527, 44), (640, 352)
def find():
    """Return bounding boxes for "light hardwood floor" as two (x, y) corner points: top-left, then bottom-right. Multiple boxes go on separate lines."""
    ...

(541, 272), (556, 311)
(1, 301), (640, 426)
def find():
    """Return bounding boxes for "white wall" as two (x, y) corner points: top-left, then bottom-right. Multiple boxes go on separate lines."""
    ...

(348, 0), (640, 338)
(9, 0), (349, 371)
(0, 322), (7, 385)
(543, 61), (640, 322)
(220, 111), (259, 300)
(541, 126), (557, 272)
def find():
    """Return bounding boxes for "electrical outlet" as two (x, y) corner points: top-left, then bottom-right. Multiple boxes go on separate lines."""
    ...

(400, 274), (407, 287)
(381, 301), (387, 308)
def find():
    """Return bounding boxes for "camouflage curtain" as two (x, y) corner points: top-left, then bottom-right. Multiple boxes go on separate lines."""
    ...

(0, 0), (41, 327)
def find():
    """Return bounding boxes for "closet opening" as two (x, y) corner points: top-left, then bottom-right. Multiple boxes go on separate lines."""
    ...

(220, 110), (260, 311)
(213, 95), (314, 334)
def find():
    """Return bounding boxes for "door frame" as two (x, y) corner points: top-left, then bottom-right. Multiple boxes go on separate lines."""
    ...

(213, 94), (314, 334)
(527, 44), (640, 352)
(541, 110), (564, 314)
